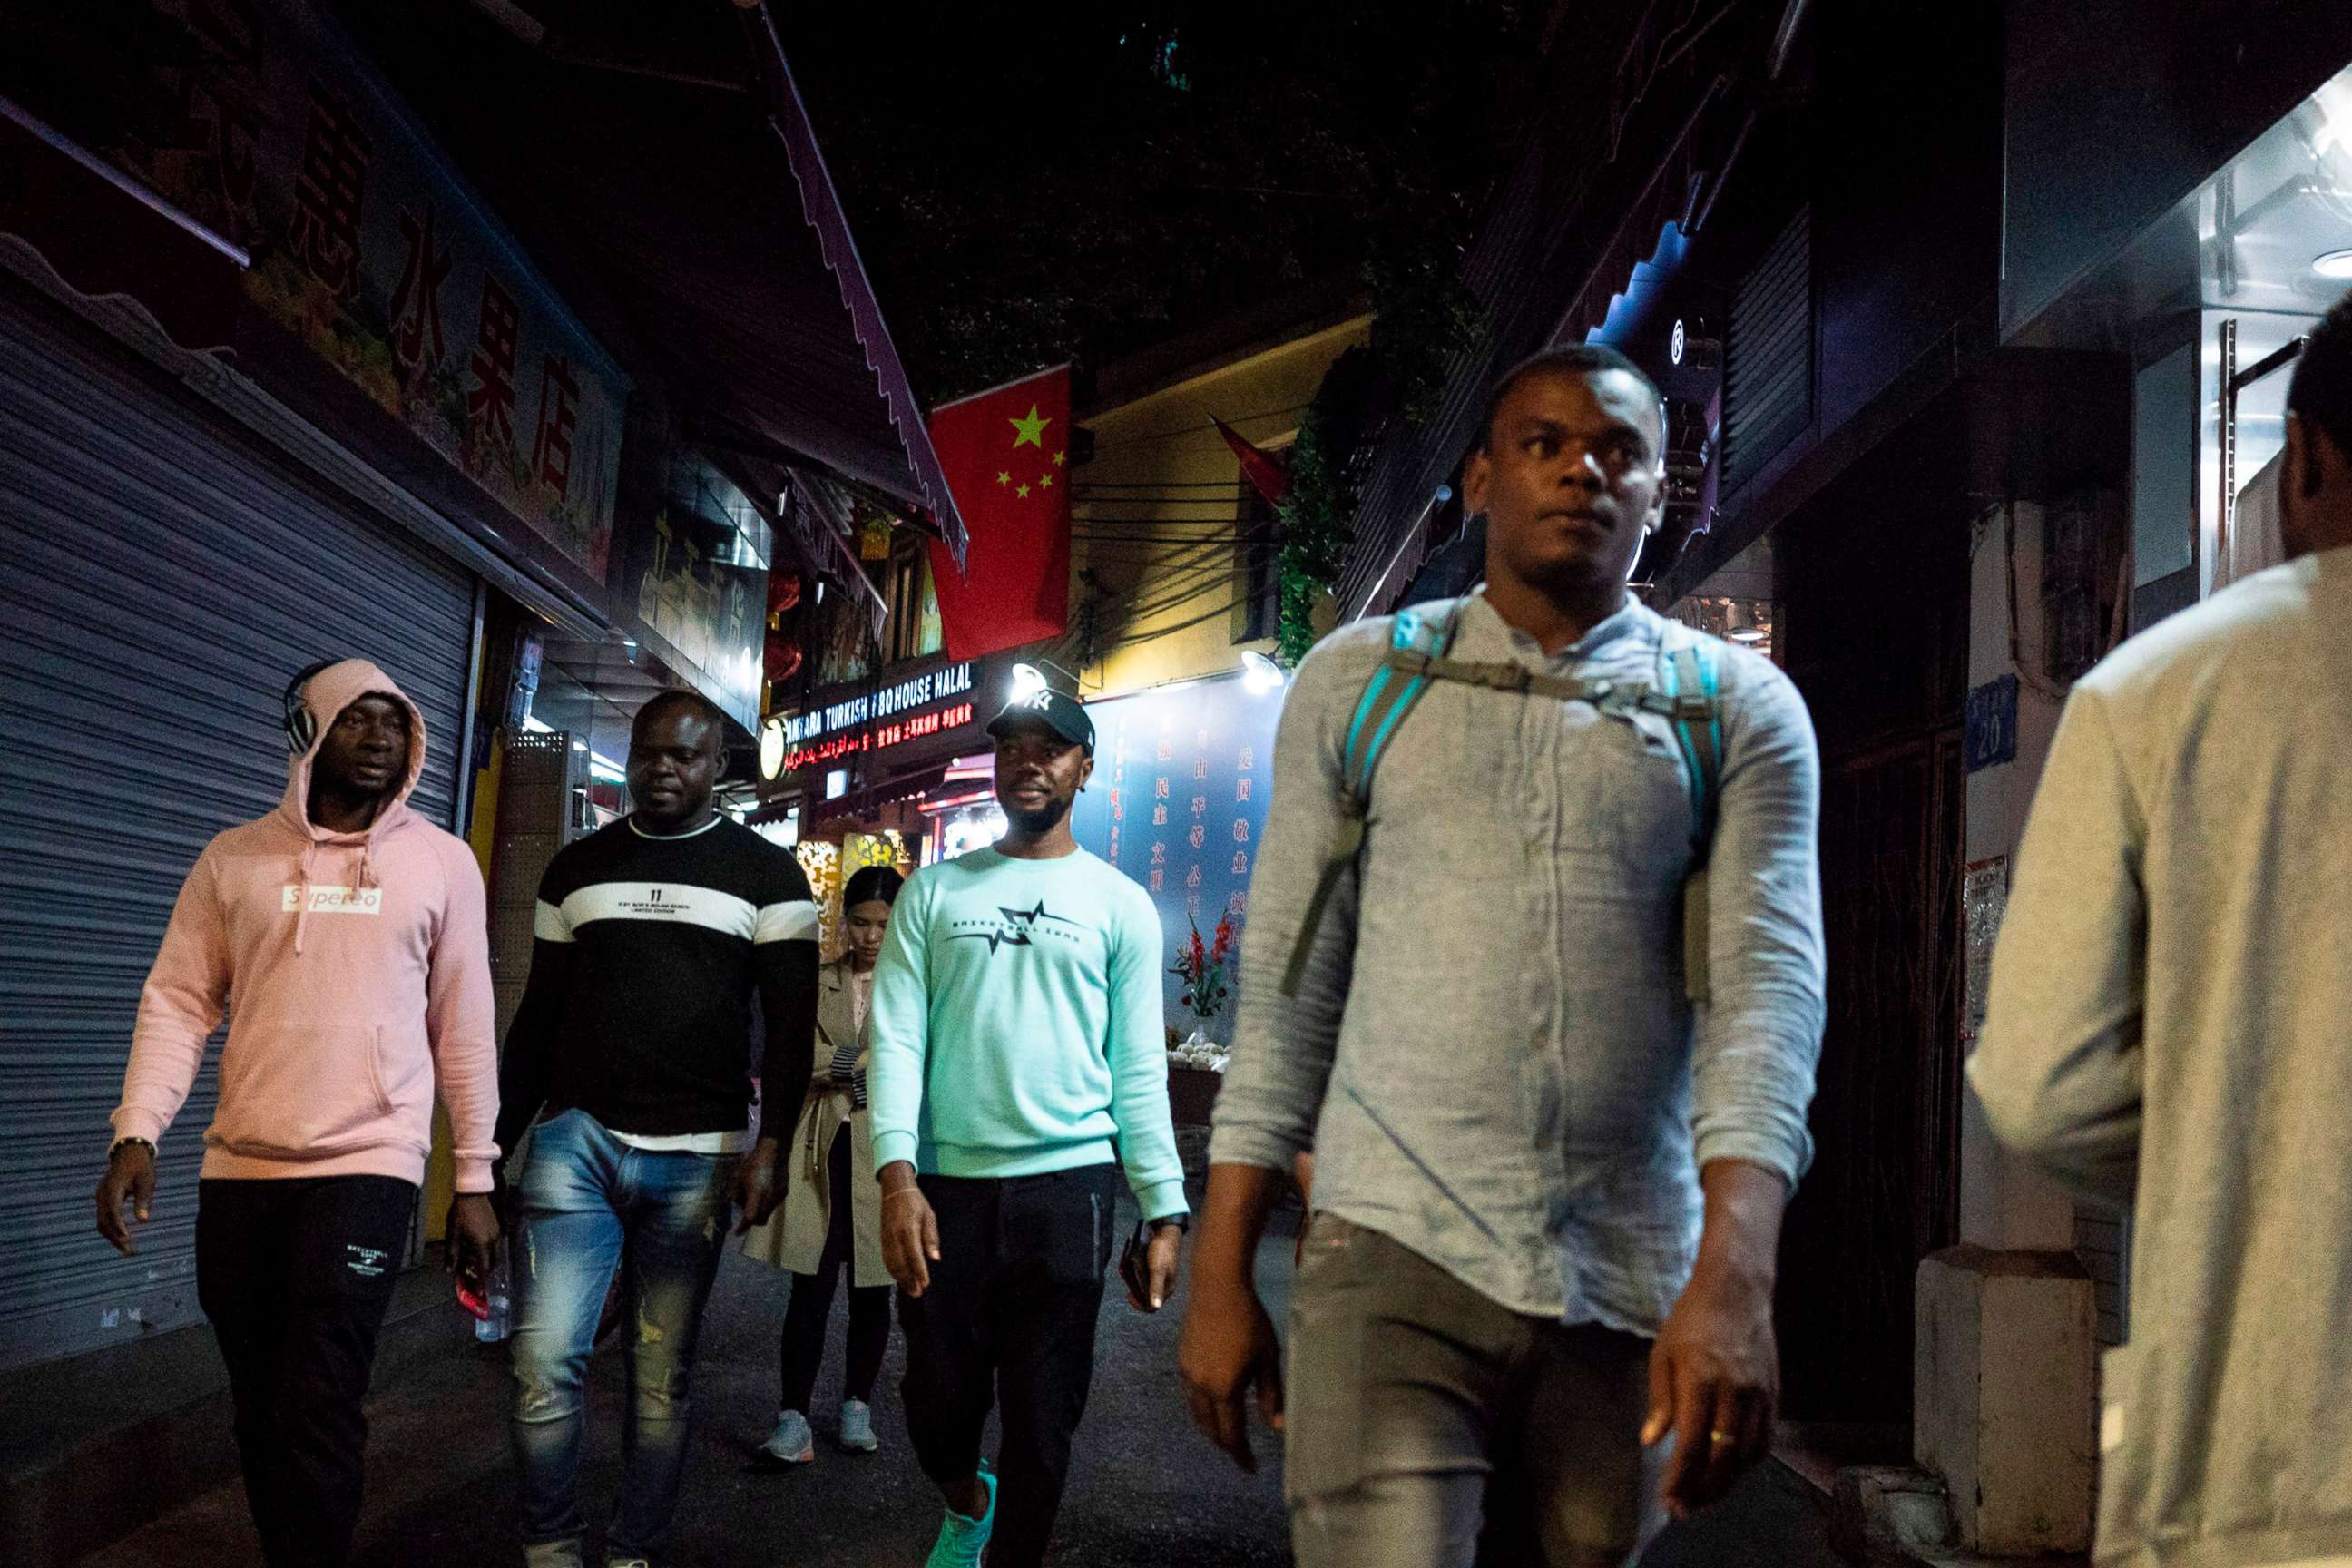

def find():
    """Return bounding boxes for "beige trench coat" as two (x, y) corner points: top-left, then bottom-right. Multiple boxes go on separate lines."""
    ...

(740, 957), (886, 1285)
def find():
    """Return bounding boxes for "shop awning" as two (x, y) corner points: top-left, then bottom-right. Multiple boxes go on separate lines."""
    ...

(340, 0), (966, 564)
(0, 97), (248, 354)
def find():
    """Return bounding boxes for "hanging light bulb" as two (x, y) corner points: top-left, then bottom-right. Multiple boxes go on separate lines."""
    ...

(1240, 650), (1286, 694)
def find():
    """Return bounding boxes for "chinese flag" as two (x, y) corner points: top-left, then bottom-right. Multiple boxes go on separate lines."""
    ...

(926, 366), (1073, 662)
(1214, 416), (1289, 505)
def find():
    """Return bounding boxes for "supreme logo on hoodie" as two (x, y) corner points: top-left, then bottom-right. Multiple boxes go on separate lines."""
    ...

(282, 885), (385, 915)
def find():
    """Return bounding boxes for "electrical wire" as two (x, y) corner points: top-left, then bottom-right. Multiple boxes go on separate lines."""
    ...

(1102, 564), (1240, 621)
(1066, 572), (1240, 641)
(1072, 531), (1278, 546)
(1073, 522), (1253, 532)
(1100, 590), (1254, 645)
(1071, 519), (1260, 530)
(1071, 479), (1250, 490)
(1083, 536), (1257, 582)
(1088, 404), (1313, 451)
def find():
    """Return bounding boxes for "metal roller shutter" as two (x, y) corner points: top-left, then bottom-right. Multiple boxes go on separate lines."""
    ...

(0, 281), (477, 1372)
(1721, 206), (1814, 497)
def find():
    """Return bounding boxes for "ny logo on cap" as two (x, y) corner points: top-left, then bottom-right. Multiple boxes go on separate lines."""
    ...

(1012, 689), (1054, 711)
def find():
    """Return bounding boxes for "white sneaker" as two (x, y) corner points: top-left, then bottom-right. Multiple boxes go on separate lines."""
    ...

(759, 1407), (815, 1465)
(605, 1559), (652, 1568)
(838, 1397), (879, 1454)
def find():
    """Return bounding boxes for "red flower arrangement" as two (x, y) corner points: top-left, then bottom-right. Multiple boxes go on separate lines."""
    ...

(1171, 913), (1236, 1022)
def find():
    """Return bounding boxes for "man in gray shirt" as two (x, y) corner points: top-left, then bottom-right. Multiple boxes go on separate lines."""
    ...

(1970, 289), (2352, 1568)
(1180, 344), (1826, 1567)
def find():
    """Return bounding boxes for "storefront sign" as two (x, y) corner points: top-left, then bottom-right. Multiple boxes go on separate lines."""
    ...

(1068, 674), (1287, 1026)
(767, 655), (1012, 805)
(91, 0), (630, 579)
(785, 662), (974, 747)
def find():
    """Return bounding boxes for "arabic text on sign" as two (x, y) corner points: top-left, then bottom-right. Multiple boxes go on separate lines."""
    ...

(781, 701), (975, 775)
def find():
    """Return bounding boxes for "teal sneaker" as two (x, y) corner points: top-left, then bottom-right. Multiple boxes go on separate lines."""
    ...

(922, 1467), (996, 1568)
(838, 1397), (879, 1454)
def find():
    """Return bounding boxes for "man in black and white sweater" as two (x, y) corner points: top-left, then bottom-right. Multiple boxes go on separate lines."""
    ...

(494, 689), (818, 1568)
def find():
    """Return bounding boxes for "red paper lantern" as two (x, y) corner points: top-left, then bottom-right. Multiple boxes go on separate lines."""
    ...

(768, 569), (802, 616)
(764, 628), (802, 683)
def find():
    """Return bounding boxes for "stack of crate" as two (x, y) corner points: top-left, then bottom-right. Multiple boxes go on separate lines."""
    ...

(486, 730), (585, 1050)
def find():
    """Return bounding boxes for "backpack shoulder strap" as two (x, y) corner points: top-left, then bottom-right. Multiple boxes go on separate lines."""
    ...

(1281, 601), (1463, 996)
(1658, 628), (1726, 1004)
(1336, 601), (1457, 804)
(1656, 630), (1725, 851)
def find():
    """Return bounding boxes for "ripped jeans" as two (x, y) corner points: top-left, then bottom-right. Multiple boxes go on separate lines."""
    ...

(509, 1110), (733, 1559)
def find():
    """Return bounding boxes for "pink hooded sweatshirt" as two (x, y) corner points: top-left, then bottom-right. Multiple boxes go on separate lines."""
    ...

(111, 659), (501, 1191)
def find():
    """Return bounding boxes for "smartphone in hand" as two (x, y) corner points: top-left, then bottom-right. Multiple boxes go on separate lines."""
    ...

(1117, 1221), (1152, 1308)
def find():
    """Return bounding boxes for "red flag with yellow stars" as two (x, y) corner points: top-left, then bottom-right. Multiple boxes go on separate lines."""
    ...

(926, 365), (1073, 662)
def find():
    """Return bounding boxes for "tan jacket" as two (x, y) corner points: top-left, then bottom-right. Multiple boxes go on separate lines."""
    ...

(1972, 549), (2352, 1567)
(740, 957), (884, 1284)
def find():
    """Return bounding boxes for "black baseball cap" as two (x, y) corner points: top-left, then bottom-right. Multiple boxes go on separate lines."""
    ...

(985, 688), (1095, 755)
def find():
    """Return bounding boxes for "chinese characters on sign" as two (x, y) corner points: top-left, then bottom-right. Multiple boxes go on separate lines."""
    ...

(1965, 675), (2021, 773)
(1068, 674), (1286, 1024)
(766, 656), (997, 785)
(387, 201), (450, 370)
(112, 0), (632, 579)
(289, 84), (368, 298)
(1960, 857), (2009, 1044)
(531, 355), (580, 500)
(467, 277), (520, 448)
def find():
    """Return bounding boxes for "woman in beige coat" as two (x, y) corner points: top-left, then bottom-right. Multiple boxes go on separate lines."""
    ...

(742, 865), (900, 1464)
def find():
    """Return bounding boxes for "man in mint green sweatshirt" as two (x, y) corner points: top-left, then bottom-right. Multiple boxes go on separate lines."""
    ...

(868, 685), (1189, 1568)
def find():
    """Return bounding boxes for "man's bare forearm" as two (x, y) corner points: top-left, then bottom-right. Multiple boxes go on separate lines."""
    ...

(1692, 1158), (1788, 1288)
(1191, 1162), (1292, 1294)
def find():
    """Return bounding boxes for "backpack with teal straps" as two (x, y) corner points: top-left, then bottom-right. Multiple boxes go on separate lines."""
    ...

(1281, 597), (1726, 1002)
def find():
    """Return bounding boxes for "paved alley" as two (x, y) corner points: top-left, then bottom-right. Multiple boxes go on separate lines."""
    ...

(76, 1207), (1841, 1567)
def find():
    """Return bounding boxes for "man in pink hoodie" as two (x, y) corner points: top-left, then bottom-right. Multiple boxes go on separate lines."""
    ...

(93, 657), (501, 1568)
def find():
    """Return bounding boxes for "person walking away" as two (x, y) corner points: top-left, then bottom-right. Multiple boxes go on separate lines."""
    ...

(740, 863), (903, 1464)
(494, 689), (819, 1568)
(1179, 344), (1828, 1567)
(94, 657), (502, 1568)
(868, 686), (1189, 1568)
(1970, 288), (2352, 1568)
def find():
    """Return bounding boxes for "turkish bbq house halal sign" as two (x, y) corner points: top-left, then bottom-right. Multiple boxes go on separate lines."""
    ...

(778, 658), (989, 779)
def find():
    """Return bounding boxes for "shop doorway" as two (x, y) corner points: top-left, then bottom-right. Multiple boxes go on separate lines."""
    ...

(1785, 731), (1965, 1424)
(1771, 477), (1971, 1428)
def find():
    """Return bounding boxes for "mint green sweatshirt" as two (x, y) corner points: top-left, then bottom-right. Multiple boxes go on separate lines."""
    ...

(866, 847), (1188, 1221)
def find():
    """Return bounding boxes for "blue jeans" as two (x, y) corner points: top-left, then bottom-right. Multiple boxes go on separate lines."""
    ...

(509, 1110), (733, 1558)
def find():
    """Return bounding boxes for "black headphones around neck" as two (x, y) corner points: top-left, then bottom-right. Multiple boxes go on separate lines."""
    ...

(282, 658), (342, 755)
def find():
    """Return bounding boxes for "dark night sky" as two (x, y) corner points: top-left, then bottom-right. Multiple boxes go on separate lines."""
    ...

(776, 5), (1556, 399)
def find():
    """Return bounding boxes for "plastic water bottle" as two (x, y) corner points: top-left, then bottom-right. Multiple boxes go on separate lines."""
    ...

(475, 1244), (512, 1343)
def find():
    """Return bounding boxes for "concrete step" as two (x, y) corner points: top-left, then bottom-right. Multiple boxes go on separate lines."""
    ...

(1773, 1429), (2088, 1568)
(1831, 1465), (1955, 1565)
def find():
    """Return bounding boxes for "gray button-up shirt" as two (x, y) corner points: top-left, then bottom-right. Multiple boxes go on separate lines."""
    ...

(1210, 593), (1826, 1332)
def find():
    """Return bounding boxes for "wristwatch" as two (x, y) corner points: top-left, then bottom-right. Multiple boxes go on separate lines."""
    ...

(1147, 1212), (1190, 1233)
